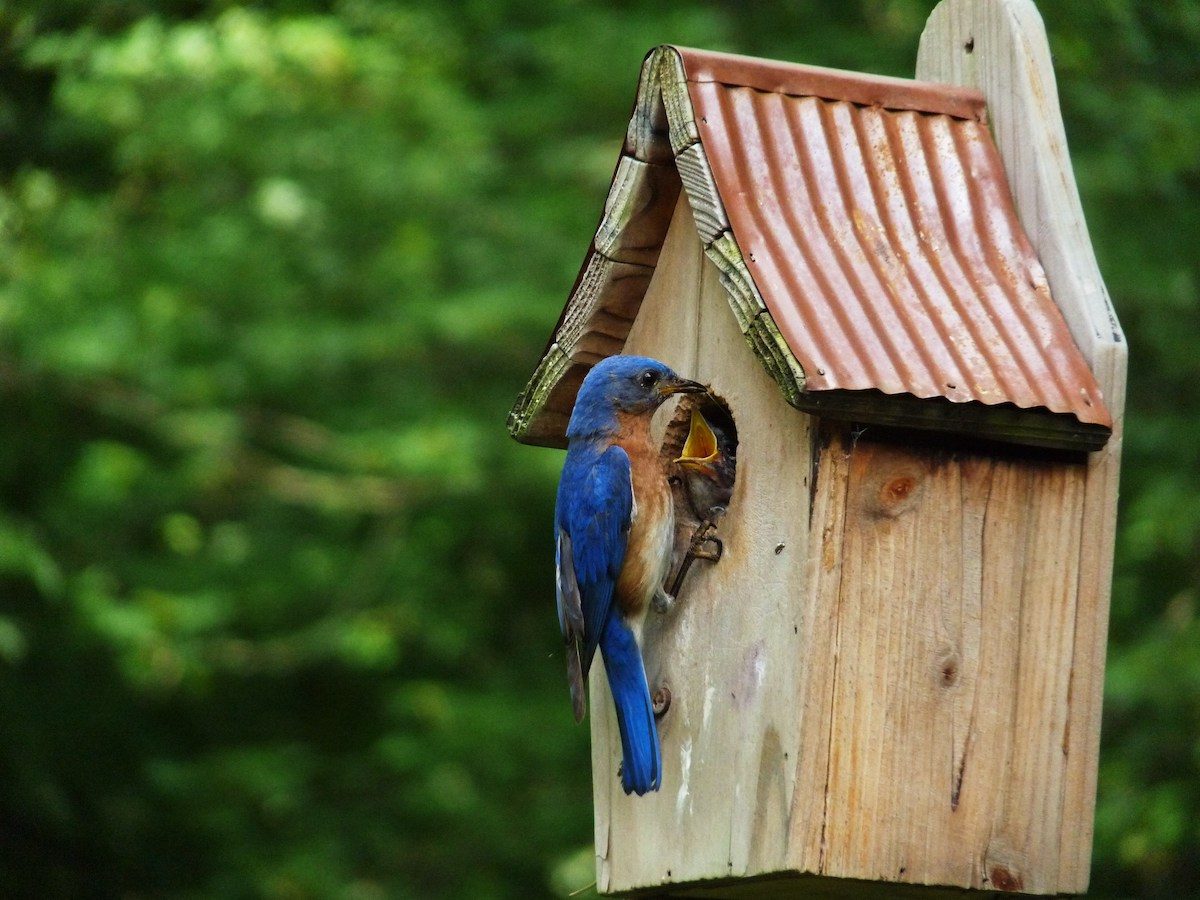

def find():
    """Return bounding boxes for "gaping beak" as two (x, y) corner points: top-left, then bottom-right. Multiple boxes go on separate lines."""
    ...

(659, 377), (708, 398)
(675, 408), (720, 467)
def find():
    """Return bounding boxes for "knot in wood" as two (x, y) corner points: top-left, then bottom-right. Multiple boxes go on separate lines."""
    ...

(937, 648), (960, 687)
(989, 865), (1023, 892)
(865, 468), (923, 518)
(881, 474), (917, 505)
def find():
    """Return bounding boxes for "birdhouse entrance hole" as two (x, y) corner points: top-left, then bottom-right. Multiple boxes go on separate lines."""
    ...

(660, 392), (737, 599)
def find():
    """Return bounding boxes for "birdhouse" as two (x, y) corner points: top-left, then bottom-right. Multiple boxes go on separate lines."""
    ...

(508, 1), (1125, 896)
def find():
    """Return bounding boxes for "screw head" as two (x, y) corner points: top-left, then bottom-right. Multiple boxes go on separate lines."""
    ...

(652, 685), (672, 717)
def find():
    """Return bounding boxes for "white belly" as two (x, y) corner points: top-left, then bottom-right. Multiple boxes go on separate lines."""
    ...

(617, 487), (674, 618)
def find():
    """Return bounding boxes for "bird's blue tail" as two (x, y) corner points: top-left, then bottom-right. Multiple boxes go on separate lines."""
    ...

(600, 614), (661, 795)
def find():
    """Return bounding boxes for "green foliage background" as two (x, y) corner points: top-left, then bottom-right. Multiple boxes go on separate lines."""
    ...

(0, 1), (1195, 896)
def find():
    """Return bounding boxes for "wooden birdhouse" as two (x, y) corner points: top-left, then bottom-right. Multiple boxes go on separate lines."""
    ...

(508, 1), (1125, 896)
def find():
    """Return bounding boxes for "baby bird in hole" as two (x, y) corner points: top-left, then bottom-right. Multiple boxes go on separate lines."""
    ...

(661, 407), (736, 602)
(677, 407), (736, 523)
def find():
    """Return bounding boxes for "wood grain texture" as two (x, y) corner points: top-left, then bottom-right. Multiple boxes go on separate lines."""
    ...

(657, 49), (701, 154)
(692, 218), (814, 887)
(918, 2), (1126, 889)
(790, 430), (1091, 894)
(625, 50), (674, 165)
(675, 143), (730, 246)
(703, 234), (806, 410)
(551, 6), (1122, 896)
(558, 254), (651, 363)
(509, 250), (652, 448)
(595, 156), (681, 268)
(603, 414), (1102, 898)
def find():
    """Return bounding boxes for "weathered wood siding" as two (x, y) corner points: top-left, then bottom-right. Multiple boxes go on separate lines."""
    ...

(790, 428), (1091, 895)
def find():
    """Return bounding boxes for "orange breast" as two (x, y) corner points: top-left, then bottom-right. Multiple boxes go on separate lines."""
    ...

(614, 427), (674, 618)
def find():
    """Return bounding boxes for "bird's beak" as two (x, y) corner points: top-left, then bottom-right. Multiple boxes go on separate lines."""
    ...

(675, 408), (720, 467)
(659, 377), (708, 398)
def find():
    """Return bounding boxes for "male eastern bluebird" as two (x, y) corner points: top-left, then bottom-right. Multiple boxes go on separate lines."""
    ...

(554, 355), (705, 795)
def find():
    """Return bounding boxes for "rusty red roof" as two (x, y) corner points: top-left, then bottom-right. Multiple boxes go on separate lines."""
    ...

(507, 46), (1113, 450)
(677, 47), (1110, 430)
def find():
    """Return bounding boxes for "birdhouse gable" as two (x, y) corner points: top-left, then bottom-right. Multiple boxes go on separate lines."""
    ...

(508, 44), (1113, 452)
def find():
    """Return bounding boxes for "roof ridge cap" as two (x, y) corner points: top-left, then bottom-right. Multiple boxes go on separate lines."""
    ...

(661, 44), (986, 121)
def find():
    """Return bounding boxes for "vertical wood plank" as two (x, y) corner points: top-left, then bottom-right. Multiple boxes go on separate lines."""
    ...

(790, 432), (1090, 894)
(787, 426), (852, 876)
(587, 6), (1124, 894)
(690, 218), (815, 884)
(982, 463), (1088, 894)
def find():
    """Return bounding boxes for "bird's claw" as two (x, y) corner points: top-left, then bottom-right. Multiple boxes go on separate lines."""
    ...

(691, 537), (722, 562)
(665, 520), (725, 599)
(687, 520), (723, 560)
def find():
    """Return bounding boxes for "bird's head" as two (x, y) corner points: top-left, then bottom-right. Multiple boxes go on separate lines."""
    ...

(567, 355), (707, 439)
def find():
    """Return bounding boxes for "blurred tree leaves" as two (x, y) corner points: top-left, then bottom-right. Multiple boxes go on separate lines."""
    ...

(0, 0), (1195, 897)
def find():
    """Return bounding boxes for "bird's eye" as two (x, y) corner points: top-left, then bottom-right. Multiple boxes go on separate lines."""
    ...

(638, 370), (658, 388)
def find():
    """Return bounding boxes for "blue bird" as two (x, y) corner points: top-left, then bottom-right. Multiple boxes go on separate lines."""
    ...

(555, 355), (706, 796)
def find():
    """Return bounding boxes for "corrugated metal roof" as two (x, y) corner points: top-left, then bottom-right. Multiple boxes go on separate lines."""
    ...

(677, 47), (1111, 429)
(507, 46), (1113, 450)
(676, 47), (987, 120)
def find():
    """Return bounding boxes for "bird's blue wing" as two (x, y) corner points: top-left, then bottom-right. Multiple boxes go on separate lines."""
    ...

(555, 528), (586, 722)
(555, 529), (583, 639)
(555, 445), (633, 712)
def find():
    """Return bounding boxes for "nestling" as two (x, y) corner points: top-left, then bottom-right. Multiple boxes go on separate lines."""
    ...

(675, 407), (736, 524)
(661, 407), (735, 600)
(554, 354), (706, 795)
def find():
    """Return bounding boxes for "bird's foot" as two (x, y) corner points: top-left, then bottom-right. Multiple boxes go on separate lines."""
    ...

(652, 585), (675, 615)
(665, 521), (725, 598)
(687, 520), (723, 562)
(690, 534), (723, 562)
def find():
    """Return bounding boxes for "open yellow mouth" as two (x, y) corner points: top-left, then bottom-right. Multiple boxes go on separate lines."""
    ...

(675, 408), (719, 466)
